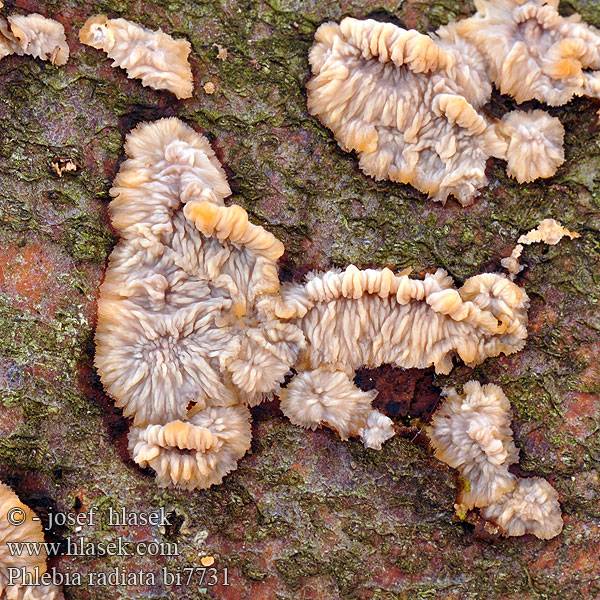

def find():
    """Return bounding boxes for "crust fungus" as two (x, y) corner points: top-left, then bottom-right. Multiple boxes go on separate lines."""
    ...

(279, 367), (393, 449)
(95, 117), (304, 488)
(454, 0), (600, 105)
(427, 383), (563, 538)
(307, 18), (566, 203)
(98, 119), (563, 503)
(128, 406), (252, 490)
(427, 381), (519, 510)
(306, 17), (493, 204)
(495, 110), (564, 183)
(79, 16), (193, 99)
(277, 266), (529, 446)
(0, 13), (69, 65)
(481, 477), (563, 539)
(307, 0), (598, 203)
(502, 218), (580, 277)
(0, 481), (63, 599)
(97, 119), (533, 479)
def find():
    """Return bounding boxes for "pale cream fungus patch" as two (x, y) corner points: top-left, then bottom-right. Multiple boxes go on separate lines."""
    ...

(79, 15), (193, 98)
(482, 477), (563, 539)
(0, 12), (68, 64)
(95, 117), (305, 489)
(276, 266), (529, 449)
(307, 0), (600, 203)
(502, 218), (580, 277)
(427, 382), (563, 539)
(427, 381), (519, 511)
(0, 481), (64, 599)
(96, 118), (563, 539)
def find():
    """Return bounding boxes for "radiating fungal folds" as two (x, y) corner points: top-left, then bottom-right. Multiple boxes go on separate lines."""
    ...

(427, 382), (563, 539)
(427, 381), (519, 511)
(0, 481), (64, 599)
(279, 267), (529, 374)
(307, 0), (599, 203)
(96, 118), (561, 537)
(96, 117), (535, 488)
(277, 266), (529, 447)
(454, 0), (600, 105)
(279, 367), (393, 449)
(79, 16), (193, 99)
(128, 406), (253, 490)
(482, 477), (563, 539)
(0, 13), (69, 65)
(95, 117), (305, 488)
(502, 218), (580, 277)
(495, 110), (564, 183)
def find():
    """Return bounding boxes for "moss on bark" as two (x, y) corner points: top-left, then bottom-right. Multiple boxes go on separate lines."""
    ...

(0, 0), (599, 598)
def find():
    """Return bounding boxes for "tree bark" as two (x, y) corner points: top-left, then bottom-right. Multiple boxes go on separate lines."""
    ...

(0, 0), (599, 598)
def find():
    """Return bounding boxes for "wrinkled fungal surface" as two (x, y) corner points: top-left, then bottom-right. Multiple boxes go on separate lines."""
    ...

(280, 266), (529, 374)
(0, 481), (64, 599)
(427, 381), (520, 511)
(128, 406), (253, 490)
(482, 477), (564, 539)
(95, 117), (304, 488)
(455, 0), (600, 105)
(307, 0), (600, 203)
(98, 118), (531, 483)
(502, 217), (580, 276)
(79, 15), (193, 99)
(307, 17), (503, 204)
(95, 118), (304, 426)
(278, 266), (528, 448)
(427, 381), (563, 539)
(0, 12), (68, 64)
(1, 0), (599, 598)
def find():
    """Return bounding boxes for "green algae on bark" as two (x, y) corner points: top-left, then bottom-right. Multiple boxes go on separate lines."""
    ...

(0, 0), (599, 598)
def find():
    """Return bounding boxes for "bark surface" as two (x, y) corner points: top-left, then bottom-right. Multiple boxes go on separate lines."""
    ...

(0, 0), (599, 598)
